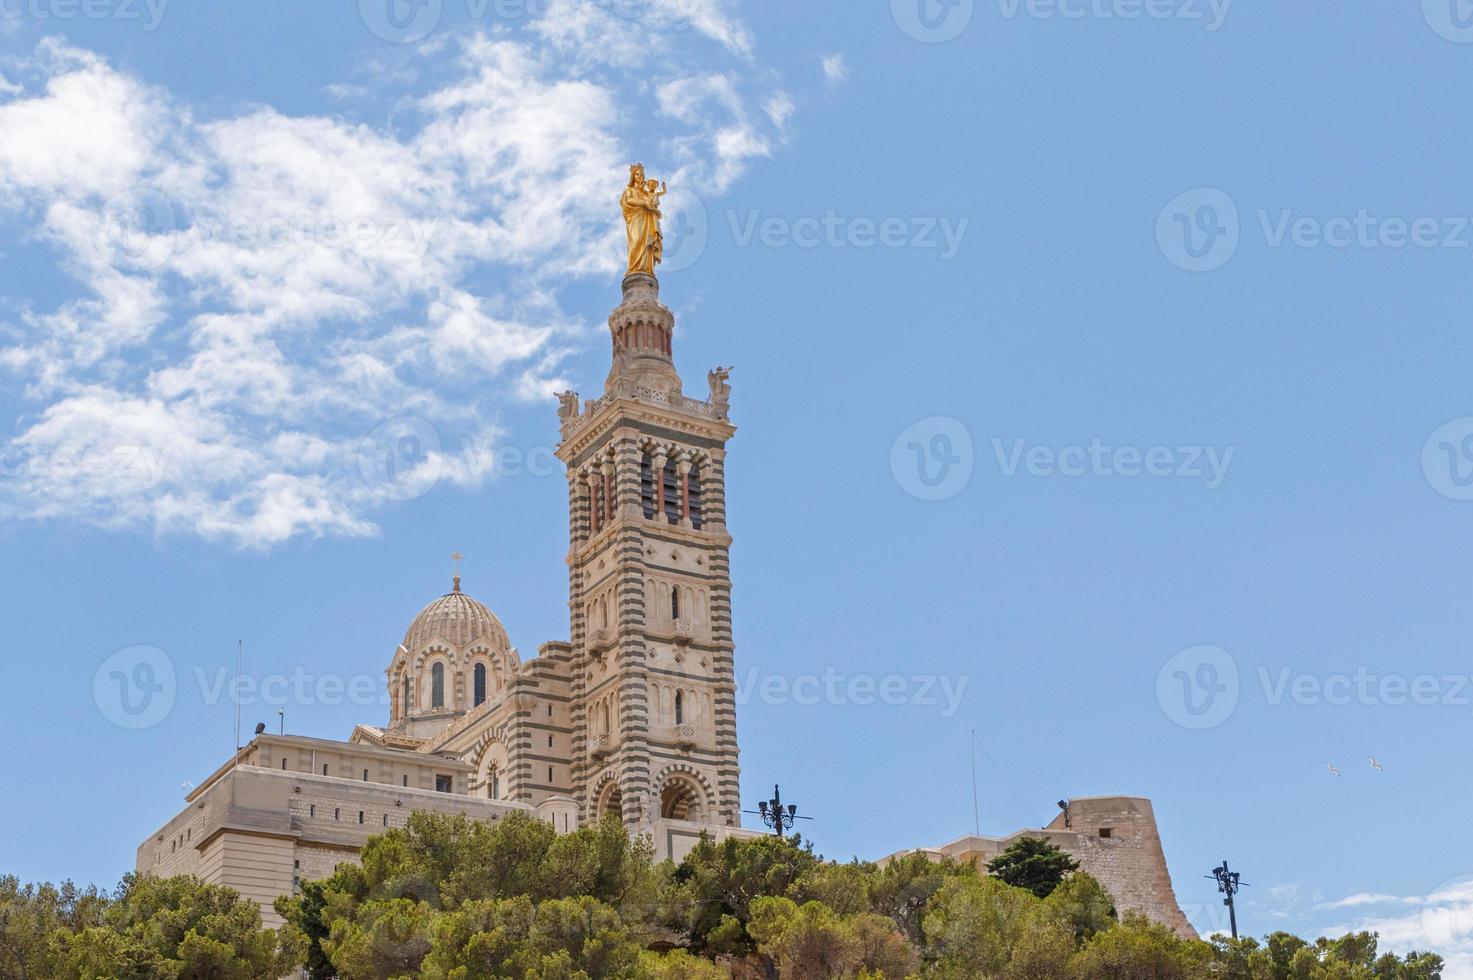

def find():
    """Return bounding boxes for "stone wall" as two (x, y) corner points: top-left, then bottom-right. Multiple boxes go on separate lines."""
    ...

(883, 795), (1197, 939)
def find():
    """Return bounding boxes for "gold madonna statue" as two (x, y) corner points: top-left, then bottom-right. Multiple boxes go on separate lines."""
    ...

(621, 162), (668, 277)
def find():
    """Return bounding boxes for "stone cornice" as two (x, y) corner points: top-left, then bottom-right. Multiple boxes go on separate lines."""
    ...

(557, 396), (735, 463)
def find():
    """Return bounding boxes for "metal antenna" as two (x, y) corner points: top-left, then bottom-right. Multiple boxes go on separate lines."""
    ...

(233, 639), (243, 751)
(970, 729), (981, 836)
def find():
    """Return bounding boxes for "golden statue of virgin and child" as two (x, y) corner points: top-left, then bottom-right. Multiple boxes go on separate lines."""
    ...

(621, 163), (668, 277)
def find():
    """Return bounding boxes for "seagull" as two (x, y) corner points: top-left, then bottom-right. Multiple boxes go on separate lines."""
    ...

(1326, 763), (1341, 777)
(1369, 757), (1383, 771)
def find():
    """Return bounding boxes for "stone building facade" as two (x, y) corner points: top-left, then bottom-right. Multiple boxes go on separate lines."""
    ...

(136, 272), (1196, 938)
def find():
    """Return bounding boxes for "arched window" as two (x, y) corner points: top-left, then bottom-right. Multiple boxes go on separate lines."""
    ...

(674, 690), (684, 725)
(401, 676), (409, 719)
(473, 663), (487, 707)
(640, 450), (656, 518)
(671, 585), (680, 619)
(600, 700), (611, 735)
(431, 662), (445, 708)
(487, 765), (500, 800)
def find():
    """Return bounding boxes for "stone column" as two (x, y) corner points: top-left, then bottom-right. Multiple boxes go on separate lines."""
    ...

(651, 450), (668, 522)
(601, 458), (615, 526)
(676, 458), (692, 528)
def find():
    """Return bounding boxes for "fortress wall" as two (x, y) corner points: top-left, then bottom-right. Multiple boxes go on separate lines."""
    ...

(891, 795), (1197, 940)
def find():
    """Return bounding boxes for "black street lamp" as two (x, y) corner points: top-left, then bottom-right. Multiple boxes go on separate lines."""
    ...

(1206, 860), (1249, 939)
(744, 784), (812, 839)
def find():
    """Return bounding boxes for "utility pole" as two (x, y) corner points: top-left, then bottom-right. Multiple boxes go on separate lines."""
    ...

(1207, 861), (1248, 939)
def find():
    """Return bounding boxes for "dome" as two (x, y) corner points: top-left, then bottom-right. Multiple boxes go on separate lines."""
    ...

(401, 580), (510, 654)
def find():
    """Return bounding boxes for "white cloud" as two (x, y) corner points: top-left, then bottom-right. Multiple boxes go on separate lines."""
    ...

(1312, 879), (1473, 979)
(821, 53), (849, 88)
(0, 5), (792, 548)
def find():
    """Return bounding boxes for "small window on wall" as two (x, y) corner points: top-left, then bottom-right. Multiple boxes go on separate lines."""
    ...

(431, 663), (446, 708)
(402, 774), (409, 787)
(363, 769), (369, 781)
(383, 814), (389, 826)
(474, 663), (487, 707)
(675, 690), (684, 725)
(1099, 828), (1114, 839)
(281, 758), (287, 770)
(436, 774), (452, 793)
(322, 764), (328, 775)
(671, 586), (681, 619)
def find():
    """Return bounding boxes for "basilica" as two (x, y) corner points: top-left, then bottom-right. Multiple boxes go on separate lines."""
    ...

(136, 172), (1197, 938)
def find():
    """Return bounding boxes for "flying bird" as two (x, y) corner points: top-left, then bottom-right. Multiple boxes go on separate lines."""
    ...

(1326, 763), (1341, 777)
(1369, 757), (1383, 771)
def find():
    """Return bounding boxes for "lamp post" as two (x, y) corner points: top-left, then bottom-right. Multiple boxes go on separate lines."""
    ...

(744, 784), (812, 839)
(1206, 860), (1248, 939)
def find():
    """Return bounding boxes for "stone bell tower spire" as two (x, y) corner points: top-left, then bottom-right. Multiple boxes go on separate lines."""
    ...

(554, 168), (741, 836)
(605, 273), (680, 397)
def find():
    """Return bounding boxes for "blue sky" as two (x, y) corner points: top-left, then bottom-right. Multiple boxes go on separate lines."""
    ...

(5, 0), (1473, 970)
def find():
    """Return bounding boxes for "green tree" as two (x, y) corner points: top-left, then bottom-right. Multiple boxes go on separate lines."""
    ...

(1068, 913), (1208, 980)
(0, 876), (108, 980)
(922, 873), (1053, 979)
(986, 838), (1079, 899)
(418, 895), (642, 980)
(321, 897), (435, 979)
(635, 947), (730, 979)
(745, 895), (918, 979)
(672, 833), (821, 954)
(1039, 873), (1115, 943)
(52, 874), (302, 979)
(866, 850), (975, 946)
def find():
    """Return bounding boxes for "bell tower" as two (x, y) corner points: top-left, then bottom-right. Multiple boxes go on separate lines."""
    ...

(555, 260), (740, 831)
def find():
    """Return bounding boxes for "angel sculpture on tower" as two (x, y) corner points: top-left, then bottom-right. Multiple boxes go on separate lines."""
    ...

(621, 163), (668, 277)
